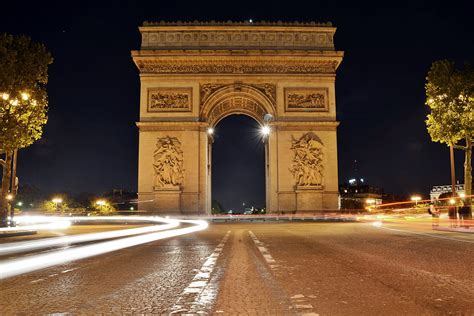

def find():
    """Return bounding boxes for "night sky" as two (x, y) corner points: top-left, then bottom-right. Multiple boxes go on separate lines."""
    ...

(1, 0), (473, 206)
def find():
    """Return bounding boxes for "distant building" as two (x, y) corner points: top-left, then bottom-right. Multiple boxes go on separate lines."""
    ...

(430, 184), (465, 201)
(339, 178), (383, 210)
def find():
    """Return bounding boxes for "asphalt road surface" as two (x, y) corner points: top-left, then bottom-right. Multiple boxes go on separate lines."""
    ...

(1, 220), (474, 315)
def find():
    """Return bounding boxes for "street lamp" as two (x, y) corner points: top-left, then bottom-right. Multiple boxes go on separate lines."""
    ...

(52, 197), (63, 213)
(260, 125), (270, 136)
(6, 194), (13, 201)
(95, 200), (107, 206)
(410, 195), (421, 206)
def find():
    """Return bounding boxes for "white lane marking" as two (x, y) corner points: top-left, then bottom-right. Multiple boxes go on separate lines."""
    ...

(30, 278), (45, 283)
(374, 225), (474, 244)
(249, 232), (319, 315)
(170, 231), (231, 314)
(248, 231), (278, 270)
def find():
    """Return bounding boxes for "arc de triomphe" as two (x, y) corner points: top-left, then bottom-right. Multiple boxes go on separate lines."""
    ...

(132, 21), (344, 214)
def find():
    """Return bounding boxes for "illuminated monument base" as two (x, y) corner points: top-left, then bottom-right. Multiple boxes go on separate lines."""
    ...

(132, 21), (344, 214)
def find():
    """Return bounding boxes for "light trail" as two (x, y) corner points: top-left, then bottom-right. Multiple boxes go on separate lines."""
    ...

(0, 219), (208, 280)
(0, 216), (179, 256)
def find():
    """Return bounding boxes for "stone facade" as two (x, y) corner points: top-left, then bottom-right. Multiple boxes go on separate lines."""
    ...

(132, 21), (343, 214)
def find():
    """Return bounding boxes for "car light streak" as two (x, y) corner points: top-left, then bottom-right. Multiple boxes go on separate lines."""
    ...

(0, 221), (72, 232)
(372, 221), (383, 227)
(0, 220), (208, 280)
(0, 216), (179, 256)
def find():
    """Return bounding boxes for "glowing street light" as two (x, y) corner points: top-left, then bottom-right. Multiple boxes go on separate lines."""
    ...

(366, 198), (376, 205)
(2, 93), (9, 100)
(449, 198), (456, 205)
(6, 194), (13, 201)
(207, 127), (214, 135)
(260, 125), (270, 136)
(21, 92), (29, 100)
(52, 198), (63, 204)
(459, 193), (466, 198)
(410, 195), (421, 205)
(95, 200), (107, 206)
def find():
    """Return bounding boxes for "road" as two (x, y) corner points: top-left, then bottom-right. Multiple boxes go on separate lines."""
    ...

(1, 219), (474, 315)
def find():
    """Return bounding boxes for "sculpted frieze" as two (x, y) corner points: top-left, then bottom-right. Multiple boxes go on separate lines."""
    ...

(147, 88), (192, 112)
(136, 60), (339, 74)
(285, 88), (328, 112)
(290, 133), (324, 188)
(153, 136), (184, 189)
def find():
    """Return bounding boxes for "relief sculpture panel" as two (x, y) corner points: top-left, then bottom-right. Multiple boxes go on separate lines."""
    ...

(153, 136), (184, 189)
(284, 88), (328, 112)
(148, 88), (192, 112)
(289, 133), (324, 188)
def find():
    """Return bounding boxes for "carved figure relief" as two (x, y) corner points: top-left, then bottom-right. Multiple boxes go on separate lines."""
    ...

(153, 136), (184, 188)
(290, 133), (324, 187)
(285, 88), (328, 112)
(148, 88), (192, 112)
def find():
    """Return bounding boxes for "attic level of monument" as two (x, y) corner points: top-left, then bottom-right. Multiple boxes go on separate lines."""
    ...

(137, 20), (339, 52)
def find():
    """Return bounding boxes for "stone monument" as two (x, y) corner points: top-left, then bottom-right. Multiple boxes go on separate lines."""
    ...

(132, 21), (344, 214)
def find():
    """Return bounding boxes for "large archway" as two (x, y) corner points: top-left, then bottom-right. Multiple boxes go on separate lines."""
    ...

(133, 21), (343, 214)
(210, 115), (266, 214)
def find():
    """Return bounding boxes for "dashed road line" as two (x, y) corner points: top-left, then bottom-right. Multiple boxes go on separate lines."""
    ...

(249, 231), (319, 316)
(248, 231), (278, 270)
(170, 230), (231, 314)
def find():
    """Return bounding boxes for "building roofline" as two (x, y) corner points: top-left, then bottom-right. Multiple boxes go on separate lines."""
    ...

(142, 20), (333, 27)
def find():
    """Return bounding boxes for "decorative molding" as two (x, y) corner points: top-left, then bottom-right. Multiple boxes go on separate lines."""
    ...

(135, 59), (339, 74)
(140, 30), (334, 50)
(147, 88), (192, 112)
(142, 21), (333, 27)
(200, 83), (276, 105)
(207, 96), (267, 125)
(284, 88), (328, 112)
(290, 133), (324, 188)
(200, 83), (226, 104)
(153, 136), (184, 189)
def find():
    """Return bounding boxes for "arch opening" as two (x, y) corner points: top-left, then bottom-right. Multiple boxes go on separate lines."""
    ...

(210, 114), (266, 215)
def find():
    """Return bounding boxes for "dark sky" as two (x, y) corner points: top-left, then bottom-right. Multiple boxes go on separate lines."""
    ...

(1, 0), (473, 203)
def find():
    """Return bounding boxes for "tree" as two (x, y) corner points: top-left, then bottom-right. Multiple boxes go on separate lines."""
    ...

(0, 33), (52, 226)
(425, 60), (474, 209)
(90, 200), (117, 215)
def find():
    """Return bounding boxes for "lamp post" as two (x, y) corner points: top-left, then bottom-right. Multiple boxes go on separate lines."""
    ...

(52, 197), (63, 213)
(411, 195), (422, 206)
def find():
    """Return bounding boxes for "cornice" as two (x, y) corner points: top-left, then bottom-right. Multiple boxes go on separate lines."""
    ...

(133, 55), (343, 74)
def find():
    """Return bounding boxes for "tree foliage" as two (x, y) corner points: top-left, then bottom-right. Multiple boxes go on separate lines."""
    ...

(425, 60), (474, 145)
(0, 33), (53, 152)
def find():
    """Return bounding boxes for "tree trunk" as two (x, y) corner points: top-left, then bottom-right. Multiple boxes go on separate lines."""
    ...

(0, 151), (12, 227)
(464, 137), (472, 213)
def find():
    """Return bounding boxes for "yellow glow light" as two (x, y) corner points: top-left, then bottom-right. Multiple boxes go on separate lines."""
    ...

(95, 200), (107, 206)
(52, 198), (63, 204)
(6, 194), (13, 201)
(449, 199), (456, 205)
(10, 99), (18, 106)
(207, 127), (214, 135)
(410, 195), (421, 202)
(2, 93), (9, 100)
(21, 92), (29, 100)
(459, 193), (466, 198)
